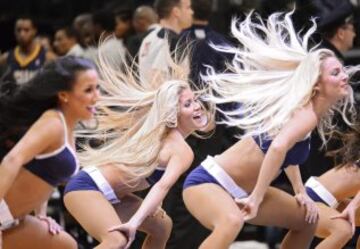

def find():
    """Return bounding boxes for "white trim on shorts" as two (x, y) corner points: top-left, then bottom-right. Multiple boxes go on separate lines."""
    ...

(305, 176), (338, 208)
(83, 166), (121, 204)
(202, 156), (248, 199)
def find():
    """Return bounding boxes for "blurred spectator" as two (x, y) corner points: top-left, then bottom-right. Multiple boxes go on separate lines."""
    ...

(138, 0), (193, 85)
(318, 0), (356, 60)
(93, 8), (127, 69)
(53, 26), (84, 57)
(127, 5), (159, 58)
(72, 13), (97, 63)
(114, 9), (133, 40)
(296, 0), (356, 61)
(0, 16), (56, 85)
(73, 13), (95, 48)
(35, 34), (55, 55)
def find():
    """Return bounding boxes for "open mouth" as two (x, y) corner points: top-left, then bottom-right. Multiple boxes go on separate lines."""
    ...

(193, 113), (208, 126)
(86, 106), (96, 114)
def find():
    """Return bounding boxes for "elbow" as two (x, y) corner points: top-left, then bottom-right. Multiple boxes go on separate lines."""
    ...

(268, 140), (288, 156)
(2, 153), (23, 170)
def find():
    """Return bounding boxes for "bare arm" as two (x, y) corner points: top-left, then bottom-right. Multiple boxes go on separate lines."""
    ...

(109, 140), (193, 247)
(285, 165), (319, 223)
(128, 147), (192, 227)
(332, 191), (360, 234)
(34, 200), (48, 216)
(250, 105), (318, 204)
(348, 191), (360, 209)
(0, 112), (63, 200)
(285, 165), (306, 194)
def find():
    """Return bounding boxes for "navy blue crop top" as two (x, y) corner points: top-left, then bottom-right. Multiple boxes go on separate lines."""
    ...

(24, 111), (79, 186)
(253, 134), (311, 169)
(146, 167), (166, 185)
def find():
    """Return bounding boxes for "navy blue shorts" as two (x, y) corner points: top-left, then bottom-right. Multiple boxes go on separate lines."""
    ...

(64, 170), (100, 195)
(305, 186), (330, 206)
(183, 165), (220, 189)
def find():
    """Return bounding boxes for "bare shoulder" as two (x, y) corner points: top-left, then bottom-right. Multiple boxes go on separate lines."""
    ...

(160, 130), (194, 164)
(33, 110), (65, 140)
(293, 103), (317, 122)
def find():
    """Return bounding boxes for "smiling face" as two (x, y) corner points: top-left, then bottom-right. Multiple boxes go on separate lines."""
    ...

(316, 56), (350, 103)
(177, 88), (207, 135)
(59, 69), (100, 120)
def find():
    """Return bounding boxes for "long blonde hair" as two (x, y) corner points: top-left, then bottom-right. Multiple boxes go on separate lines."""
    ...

(77, 40), (191, 184)
(204, 11), (355, 142)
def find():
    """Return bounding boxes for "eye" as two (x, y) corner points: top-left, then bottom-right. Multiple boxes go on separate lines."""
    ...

(331, 68), (340, 76)
(184, 100), (192, 107)
(85, 87), (92, 93)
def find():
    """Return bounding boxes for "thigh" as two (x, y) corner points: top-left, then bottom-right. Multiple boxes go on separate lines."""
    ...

(63, 190), (122, 242)
(182, 183), (244, 230)
(112, 194), (143, 223)
(248, 187), (308, 230)
(113, 194), (169, 234)
(3, 215), (77, 249)
(338, 199), (360, 226)
(315, 203), (349, 238)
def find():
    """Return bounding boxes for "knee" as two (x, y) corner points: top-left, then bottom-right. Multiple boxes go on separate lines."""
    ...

(155, 212), (173, 237)
(147, 212), (173, 239)
(328, 220), (353, 241)
(99, 231), (127, 249)
(52, 231), (78, 249)
(216, 212), (244, 233)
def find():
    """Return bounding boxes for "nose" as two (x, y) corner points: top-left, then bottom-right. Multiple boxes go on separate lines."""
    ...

(342, 71), (349, 82)
(93, 88), (100, 102)
(194, 100), (201, 111)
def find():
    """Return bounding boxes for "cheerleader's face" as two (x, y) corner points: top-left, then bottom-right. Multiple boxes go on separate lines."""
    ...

(177, 88), (207, 135)
(317, 56), (350, 102)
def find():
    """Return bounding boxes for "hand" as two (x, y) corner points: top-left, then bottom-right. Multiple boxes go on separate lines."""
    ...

(108, 223), (137, 249)
(331, 205), (356, 235)
(295, 193), (319, 224)
(36, 215), (63, 235)
(235, 195), (261, 221)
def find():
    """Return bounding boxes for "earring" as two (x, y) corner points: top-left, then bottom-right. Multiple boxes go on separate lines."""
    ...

(63, 98), (68, 103)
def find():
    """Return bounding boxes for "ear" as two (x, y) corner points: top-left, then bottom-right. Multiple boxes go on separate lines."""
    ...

(58, 91), (70, 104)
(337, 28), (346, 41)
(172, 5), (181, 18)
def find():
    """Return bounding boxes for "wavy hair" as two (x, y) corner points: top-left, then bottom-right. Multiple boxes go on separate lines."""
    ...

(327, 120), (360, 168)
(203, 11), (355, 142)
(77, 42), (193, 184)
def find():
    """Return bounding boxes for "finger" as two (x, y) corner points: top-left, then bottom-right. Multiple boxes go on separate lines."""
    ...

(308, 205), (317, 224)
(350, 222), (355, 236)
(243, 213), (254, 221)
(299, 198), (305, 206)
(52, 224), (62, 234)
(108, 226), (120, 232)
(310, 209), (318, 224)
(48, 219), (60, 234)
(304, 204), (311, 223)
(125, 237), (134, 249)
(330, 214), (344, 220)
